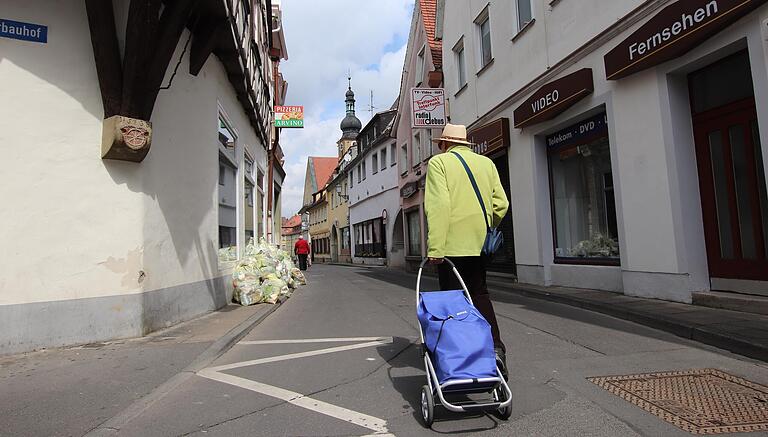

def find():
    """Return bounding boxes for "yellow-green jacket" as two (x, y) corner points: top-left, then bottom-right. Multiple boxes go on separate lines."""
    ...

(425, 145), (509, 258)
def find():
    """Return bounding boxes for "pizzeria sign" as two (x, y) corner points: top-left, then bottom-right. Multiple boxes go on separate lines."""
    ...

(274, 106), (304, 128)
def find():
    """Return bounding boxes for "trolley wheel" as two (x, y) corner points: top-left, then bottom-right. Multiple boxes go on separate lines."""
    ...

(493, 387), (513, 420)
(420, 385), (435, 428)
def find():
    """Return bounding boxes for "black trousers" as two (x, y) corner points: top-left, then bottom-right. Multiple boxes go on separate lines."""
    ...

(438, 256), (505, 353)
(297, 254), (308, 271)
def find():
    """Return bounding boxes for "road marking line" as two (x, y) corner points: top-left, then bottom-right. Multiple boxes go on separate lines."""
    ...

(238, 337), (391, 345)
(198, 369), (388, 433)
(207, 338), (393, 372)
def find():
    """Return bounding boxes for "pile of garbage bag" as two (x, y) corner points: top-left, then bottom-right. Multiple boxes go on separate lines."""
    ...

(232, 238), (307, 306)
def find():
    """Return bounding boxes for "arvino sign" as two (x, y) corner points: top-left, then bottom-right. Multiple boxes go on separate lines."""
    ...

(605, 0), (767, 80)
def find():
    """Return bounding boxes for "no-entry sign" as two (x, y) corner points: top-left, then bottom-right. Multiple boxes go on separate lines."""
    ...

(410, 88), (446, 129)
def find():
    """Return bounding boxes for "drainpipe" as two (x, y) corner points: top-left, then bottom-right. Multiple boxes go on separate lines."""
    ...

(267, 57), (279, 244)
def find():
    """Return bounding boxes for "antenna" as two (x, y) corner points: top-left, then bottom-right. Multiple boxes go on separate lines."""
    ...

(368, 90), (377, 116)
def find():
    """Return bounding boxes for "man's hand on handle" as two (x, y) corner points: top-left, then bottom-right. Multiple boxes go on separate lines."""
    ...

(427, 257), (444, 265)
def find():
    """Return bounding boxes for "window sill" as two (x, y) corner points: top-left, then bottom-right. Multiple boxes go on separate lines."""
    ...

(476, 58), (495, 77)
(511, 18), (535, 43)
(454, 83), (468, 98)
(553, 257), (620, 267)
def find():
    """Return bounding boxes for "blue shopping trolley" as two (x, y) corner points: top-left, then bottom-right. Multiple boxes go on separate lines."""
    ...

(416, 258), (512, 427)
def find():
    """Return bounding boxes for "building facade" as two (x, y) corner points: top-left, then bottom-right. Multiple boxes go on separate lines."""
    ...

(299, 156), (336, 263)
(349, 109), (402, 266)
(393, 0), (444, 272)
(0, 0), (288, 354)
(440, 0), (768, 303)
(281, 215), (302, 252)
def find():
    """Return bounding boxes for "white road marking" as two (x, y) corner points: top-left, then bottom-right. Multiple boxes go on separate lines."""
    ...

(198, 369), (388, 433)
(207, 338), (393, 372)
(238, 337), (390, 345)
(197, 337), (395, 435)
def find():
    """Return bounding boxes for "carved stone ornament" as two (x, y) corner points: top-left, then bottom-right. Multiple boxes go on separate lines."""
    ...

(101, 115), (152, 162)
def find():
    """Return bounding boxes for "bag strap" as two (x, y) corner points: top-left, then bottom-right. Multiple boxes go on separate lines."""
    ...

(451, 151), (490, 230)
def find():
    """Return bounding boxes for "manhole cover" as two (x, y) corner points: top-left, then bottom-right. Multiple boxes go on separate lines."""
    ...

(588, 369), (768, 434)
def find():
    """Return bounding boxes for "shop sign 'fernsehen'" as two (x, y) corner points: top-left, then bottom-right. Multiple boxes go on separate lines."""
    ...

(605, 0), (768, 80)
(274, 106), (304, 128)
(0, 18), (47, 43)
(411, 88), (446, 129)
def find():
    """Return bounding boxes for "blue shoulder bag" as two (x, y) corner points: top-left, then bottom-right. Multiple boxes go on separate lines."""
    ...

(451, 152), (504, 259)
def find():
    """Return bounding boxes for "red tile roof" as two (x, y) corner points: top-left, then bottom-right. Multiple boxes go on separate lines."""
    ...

(311, 156), (338, 189)
(282, 215), (302, 229)
(419, 0), (442, 69)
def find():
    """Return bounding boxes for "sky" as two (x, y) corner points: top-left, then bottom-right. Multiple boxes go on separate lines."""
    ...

(278, 0), (415, 218)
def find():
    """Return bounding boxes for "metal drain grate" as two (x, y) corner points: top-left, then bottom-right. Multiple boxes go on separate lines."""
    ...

(588, 369), (768, 434)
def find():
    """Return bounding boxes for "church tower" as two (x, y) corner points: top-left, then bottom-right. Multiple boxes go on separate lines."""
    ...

(338, 77), (362, 159)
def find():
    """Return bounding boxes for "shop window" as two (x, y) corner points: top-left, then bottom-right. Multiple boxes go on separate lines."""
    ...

(257, 168), (265, 239)
(353, 218), (386, 257)
(406, 210), (422, 257)
(218, 114), (238, 263)
(548, 113), (619, 263)
(244, 155), (255, 246)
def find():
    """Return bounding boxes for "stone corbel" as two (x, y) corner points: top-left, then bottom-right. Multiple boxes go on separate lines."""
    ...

(101, 116), (152, 162)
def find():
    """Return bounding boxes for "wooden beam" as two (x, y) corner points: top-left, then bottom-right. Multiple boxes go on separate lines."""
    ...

(189, 19), (226, 76)
(85, 0), (123, 118)
(139, 0), (200, 119)
(121, 0), (161, 118)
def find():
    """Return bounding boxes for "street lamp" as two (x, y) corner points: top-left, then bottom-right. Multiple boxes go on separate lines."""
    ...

(335, 184), (349, 201)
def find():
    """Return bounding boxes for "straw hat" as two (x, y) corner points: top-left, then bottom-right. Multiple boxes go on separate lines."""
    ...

(431, 123), (472, 146)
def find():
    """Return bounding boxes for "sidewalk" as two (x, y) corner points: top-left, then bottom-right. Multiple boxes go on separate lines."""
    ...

(488, 279), (768, 362)
(0, 302), (282, 437)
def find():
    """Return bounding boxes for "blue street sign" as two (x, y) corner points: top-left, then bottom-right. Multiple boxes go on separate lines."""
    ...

(0, 18), (48, 43)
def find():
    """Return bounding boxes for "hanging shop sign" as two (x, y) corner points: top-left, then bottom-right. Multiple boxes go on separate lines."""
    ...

(605, 0), (768, 80)
(0, 18), (47, 43)
(468, 118), (511, 156)
(400, 182), (419, 199)
(411, 88), (446, 128)
(274, 105), (304, 128)
(546, 112), (608, 150)
(513, 69), (594, 129)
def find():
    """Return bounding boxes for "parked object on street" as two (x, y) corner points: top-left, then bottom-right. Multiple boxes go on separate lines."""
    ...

(415, 258), (512, 427)
(232, 239), (306, 306)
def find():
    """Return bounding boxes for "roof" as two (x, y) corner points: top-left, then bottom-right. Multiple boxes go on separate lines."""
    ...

(311, 157), (338, 189)
(282, 215), (302, 229)
(419, 0), (442, 69)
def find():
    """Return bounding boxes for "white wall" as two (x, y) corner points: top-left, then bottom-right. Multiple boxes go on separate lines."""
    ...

(0, 0), (268, 306)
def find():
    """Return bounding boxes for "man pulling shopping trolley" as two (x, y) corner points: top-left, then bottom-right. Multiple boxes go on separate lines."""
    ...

(416, 124), (512, 427)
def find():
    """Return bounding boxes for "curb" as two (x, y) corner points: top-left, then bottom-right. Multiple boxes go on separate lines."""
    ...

(84, 299), (286, 436)
(490, 283), (768, 363)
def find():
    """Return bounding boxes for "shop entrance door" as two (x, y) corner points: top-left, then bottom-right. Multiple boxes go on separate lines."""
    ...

(487, 153), (516, 274)
(692, 98), (768, 281)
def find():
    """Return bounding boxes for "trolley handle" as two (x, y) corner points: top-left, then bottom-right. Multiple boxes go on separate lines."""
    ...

(416, 257), (473, 305)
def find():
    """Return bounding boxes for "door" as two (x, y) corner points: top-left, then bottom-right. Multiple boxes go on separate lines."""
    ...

(693, 98), (768, 280)
(488, 153), (517, 274)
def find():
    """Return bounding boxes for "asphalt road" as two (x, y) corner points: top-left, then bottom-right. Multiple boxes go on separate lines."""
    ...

(8, 264), (768, 436)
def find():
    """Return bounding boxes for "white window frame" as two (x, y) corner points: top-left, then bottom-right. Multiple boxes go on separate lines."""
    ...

(453, 37), (467, 89)
(475, 6), (492, 70)
(217, 107), (240, 264)
(515, 0), (534, 33)
(381, 148), (387, 171)
(391, 143), (397, 167)
(372, 153), (379, 175)
(416, 45), (426, 86)
(413, 132), (422, 166)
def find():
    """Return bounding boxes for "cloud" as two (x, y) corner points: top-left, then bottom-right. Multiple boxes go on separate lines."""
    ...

(278, 0), (414, 217)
